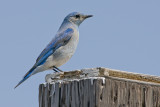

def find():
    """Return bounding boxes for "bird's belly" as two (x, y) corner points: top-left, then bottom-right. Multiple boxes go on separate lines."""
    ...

(45, 33), (79, 68)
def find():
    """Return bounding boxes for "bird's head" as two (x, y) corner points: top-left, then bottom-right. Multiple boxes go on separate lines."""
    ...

(64, 12), (93, 26)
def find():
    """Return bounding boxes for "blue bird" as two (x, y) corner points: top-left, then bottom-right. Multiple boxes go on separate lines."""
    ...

(15, 12), (93, 88)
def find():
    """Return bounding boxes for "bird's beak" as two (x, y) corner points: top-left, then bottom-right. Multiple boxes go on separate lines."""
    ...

(83, 15), (93, 19)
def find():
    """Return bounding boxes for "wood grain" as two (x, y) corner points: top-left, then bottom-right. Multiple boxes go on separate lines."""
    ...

(39, 68), (160, 107)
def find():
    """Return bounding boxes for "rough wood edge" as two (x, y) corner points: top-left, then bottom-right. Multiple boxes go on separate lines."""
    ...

(99, 67), (160, 84)
(45, 67), (160, 85)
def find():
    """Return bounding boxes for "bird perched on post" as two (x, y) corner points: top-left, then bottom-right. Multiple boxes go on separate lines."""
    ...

(15, 12), (93, 88)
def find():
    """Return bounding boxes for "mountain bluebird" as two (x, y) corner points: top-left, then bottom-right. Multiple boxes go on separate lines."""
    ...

(15, 12), (92, 88)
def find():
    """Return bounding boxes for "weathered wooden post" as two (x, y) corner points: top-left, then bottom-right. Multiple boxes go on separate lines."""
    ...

(39, 67), (160, 107)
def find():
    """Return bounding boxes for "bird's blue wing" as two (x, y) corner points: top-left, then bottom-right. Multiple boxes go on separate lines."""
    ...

(36, 28), (74, 66)
(14, 28), (74, 88)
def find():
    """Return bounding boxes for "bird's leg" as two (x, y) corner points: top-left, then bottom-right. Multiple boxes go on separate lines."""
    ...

(53, 68), (59, 72)
(53, 66), (63, 72)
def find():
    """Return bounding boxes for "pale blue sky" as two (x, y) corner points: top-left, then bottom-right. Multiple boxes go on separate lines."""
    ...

(0, 0), (160, 106)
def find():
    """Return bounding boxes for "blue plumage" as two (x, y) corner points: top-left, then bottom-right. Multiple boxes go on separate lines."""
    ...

(36, 28), (74, 66)
(15, 12), (92, 88)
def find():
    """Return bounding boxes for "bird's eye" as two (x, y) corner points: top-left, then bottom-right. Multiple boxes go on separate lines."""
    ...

(75, 15), (80, 19)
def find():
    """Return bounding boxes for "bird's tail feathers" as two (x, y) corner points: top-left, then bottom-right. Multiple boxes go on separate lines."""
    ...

(14, 66), (36, 89)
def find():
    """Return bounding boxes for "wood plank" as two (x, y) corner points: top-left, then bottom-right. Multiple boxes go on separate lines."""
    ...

(39, 67), (160, 107)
